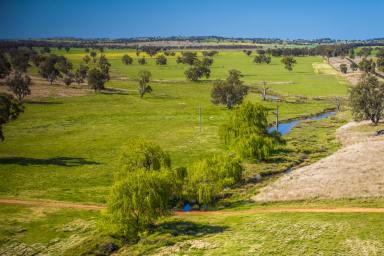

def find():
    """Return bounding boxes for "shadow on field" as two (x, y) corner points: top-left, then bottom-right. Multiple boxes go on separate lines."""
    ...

(0, 156), (100, 167)
(155, 220), (227, 237)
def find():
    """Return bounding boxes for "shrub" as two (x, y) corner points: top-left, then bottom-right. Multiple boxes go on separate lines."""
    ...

(121, 54), (133, 65)
(155, 55), (167, 65)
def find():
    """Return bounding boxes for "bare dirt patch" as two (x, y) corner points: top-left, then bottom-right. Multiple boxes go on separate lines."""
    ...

(0, 76), (91, 99)
(253, 121), (384, 202)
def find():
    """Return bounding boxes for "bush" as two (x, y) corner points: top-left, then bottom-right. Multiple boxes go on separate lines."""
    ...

(340, 64), (348, 74)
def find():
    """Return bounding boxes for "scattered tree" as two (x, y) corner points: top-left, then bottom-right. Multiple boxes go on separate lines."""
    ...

(211, 69), (248, 108)
(83, 55), (91, 64)
(0, 52), (11, 78)
(176, 52), (197, 65)
(254, 54), (271, 64)
(9, 50), (30, 73)
(281, 56), (297, 71)
(155, 55), (167, 65)
(121, 54), (133, 65)
(349, 74), (384, 125)
(340, 64), (348, 74)
(0, 93), (23, 141)
(138, 57), (146, 65)
(5, 72), (31, 101)
(87, 68), (106, 91)
(137, 70), (152, 98)
(184, 64), (210, 81)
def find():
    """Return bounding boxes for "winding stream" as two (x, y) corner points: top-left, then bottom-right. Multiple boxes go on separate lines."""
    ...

(268, 111), (336, 135)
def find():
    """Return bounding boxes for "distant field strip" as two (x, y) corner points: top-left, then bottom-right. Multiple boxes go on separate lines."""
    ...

(1, 198), (383, 214)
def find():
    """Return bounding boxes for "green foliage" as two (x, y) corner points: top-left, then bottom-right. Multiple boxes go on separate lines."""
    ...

(349, 74), (384, 125)
(5, 72), (31, 101)
(349, 48), (355, 59)
(138, 57), (146, 65)
(155, 55), (167, 65)
(184, 65), (210, 81)
(87, 68), (106, 91)
(0, 93), (23, 141)
(254, 54), (271, 64)
(211, 69), (248, 109)
(118, 138), (171, 175)
(281, 56), (297, 71)
(350, 62), (358, 71)
(137, 70), (152, 98)
(358, 58), (375, 73)
(104, 168), (172, 240)
(185, 154), (243, 206)
(0, 52), (11, 78)
(176, 52), (197, 65)
(8, 49), (30, 72)
(220, 102), (284, 160)
(339, 64), (348, 74)
(121, 54), (133, 65)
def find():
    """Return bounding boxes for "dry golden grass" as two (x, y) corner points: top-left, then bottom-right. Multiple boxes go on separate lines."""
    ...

(253, 120), (384, 202)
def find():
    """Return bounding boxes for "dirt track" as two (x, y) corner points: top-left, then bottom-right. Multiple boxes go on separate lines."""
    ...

(1, 198), (383, 214)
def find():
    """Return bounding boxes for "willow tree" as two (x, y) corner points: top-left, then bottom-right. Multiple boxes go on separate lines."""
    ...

(220, 102), (284, 160)
(185, 154), (243, 207)
(118, 138), (171, 176)
(104, 168), (172, 241)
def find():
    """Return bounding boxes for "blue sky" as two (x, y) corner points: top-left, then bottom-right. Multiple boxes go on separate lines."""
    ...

(0, 0), (383, 40)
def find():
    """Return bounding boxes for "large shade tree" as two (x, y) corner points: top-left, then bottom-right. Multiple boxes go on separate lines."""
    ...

(211, 69), (248, 109)
(350, 74), (384, 125)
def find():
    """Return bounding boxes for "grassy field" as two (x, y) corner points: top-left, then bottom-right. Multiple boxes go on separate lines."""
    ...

(1, 203), (384, 256)
(1, 48), (367, 255)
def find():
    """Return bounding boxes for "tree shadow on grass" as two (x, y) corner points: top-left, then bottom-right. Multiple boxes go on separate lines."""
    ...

(0, 156), (100, 167)
(155, 220), (227, 238)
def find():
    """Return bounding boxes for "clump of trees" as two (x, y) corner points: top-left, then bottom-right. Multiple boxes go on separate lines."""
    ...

(184, 60), (211, 81)
(155, 55), (167, 65)
(137, 70), (152, 98)
(349, 74), (384, 125)
(243, 50), (252, 56)
(176, 52), (197, 65)
(121, 54), (133, 65)
(281, 56), (297, 71)
(87, 55), (111, 91)
(104, 138), (244, 240)
(220, 102), (284, 160)
(358, 58), (376, 73)
(254, 54), (271, 64)
(211, 69), (248, 109)
(340, 64), (348, 74)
